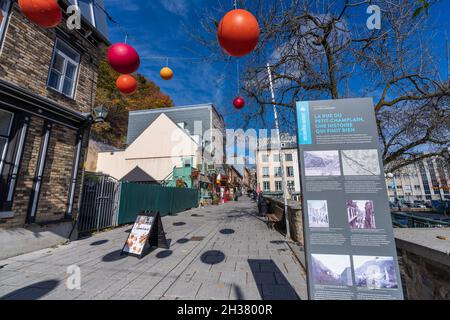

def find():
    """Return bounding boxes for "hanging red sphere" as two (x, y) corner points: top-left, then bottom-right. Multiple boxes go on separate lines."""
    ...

(107, 43), (140, 74)
(116, 74), (137, 95)
(217, 9), (260, 57)
(233, 96), (245, 110)
(18, 0), (62, 28)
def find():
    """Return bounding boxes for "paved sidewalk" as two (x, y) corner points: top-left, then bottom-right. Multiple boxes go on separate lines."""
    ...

(0, 197), (308, 300)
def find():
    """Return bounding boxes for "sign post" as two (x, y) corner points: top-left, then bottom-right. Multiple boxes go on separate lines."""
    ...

(121, 211), (169, 259)
(295, 98), (404, 300)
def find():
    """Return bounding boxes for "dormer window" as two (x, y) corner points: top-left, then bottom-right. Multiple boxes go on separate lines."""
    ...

(71, 0), (108, 37)
(177, 122), (186, 129)
(47, 39), (80, 98)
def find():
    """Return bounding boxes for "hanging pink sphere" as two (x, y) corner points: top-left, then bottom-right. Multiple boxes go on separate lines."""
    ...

(107, 43), (140, 74)
(233, 96), (245, 110)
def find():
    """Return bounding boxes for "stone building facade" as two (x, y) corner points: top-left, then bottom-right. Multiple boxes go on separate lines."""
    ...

(0, 0), (108, 237)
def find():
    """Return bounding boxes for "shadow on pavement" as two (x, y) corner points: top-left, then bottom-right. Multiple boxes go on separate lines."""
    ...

(173, 222), (186, 226)
(200, 250), (225, 265)
(0, 280), (60, 300)
(156, 250), (173, 259)
(102, 250), (127, 262)
(90, 240), (109, 246)
(248, 259), (300, 300)
(219, 228), (235, 235)
(232, 285), (245, 300)
(177, 238), (190, 244)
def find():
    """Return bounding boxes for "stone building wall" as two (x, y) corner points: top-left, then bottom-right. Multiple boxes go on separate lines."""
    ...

(0, 3), (102, 113)
(0, 3), (103, 228)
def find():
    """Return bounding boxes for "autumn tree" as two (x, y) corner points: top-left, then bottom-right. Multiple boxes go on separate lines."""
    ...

(192, 0), (449, 172)
(92, 57), (173, 148)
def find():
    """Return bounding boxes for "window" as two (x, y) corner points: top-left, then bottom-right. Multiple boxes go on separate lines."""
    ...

(177, 122), (186, 129)
(0, 109), (13, 175)
(273, 153), (280, 162)
(183, 158), (191, 168)
(0, 0), (10, 44)
(287, 181), (295, 192)
(67, 0), (108, 37)
(0, 109), (28, 212)
(262, 167), (269, 177)
(275, 167), (282, 177)
(48, 40), (80, 98)
(262, 154), (269, 162)
(275, 181), (282, 191)
(287, 166), (294, 177)
(285, 153), (293, 162)
(263, 181), (270, 192)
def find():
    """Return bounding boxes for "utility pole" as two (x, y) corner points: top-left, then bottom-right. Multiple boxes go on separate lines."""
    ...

(446, 31), (449, 80)
(267, 63), (290, 239)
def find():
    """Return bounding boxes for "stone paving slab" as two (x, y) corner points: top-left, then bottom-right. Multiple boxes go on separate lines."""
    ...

(0, 197), (307, 300)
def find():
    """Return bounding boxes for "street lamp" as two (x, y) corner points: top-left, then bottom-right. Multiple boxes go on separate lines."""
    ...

(93, 105), (109, 123)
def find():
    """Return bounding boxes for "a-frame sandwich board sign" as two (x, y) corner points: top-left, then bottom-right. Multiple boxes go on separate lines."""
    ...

(121, 211), (169, 259)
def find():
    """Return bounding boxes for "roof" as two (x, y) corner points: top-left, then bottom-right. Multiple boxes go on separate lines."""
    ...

(120, 166), (158, 183)
(127, 103), (223, 146)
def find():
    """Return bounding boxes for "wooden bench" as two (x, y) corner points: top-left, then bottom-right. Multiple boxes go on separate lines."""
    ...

(266, 205), (284, 230)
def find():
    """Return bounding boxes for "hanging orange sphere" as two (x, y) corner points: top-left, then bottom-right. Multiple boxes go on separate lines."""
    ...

(18, 0), (62, 28)
(160, 67), (173, 80)
(116, 75), (137, 95)
(217, 9), (260, 57)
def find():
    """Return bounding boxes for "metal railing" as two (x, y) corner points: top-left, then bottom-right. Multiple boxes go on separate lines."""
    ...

(78, 173), (121, 234)
(391, 212), (450, 228)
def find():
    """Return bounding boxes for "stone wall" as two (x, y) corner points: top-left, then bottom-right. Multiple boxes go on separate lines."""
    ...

(0, 3), (102, 228)
(395, 228), (450, 300)
(265, 196), (305, 245)
(0, 3), (103, 113)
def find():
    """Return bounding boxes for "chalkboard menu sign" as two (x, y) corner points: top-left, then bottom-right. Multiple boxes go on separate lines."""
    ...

(295, 98), (404, 300)
(122, 211), (169, 258)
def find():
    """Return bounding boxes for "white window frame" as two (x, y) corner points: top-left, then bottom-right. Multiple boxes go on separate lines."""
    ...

(0, 0), (11, 47)
(47, 39), (81, 98)
(287, 166), (294, 177)
(262, 167), (269, 177)
(0, 109), (13, 175)
(263, 181), (270, 192)
(71, 0), (96, 27)
(275, 166), (282, 177)
(275, 181), (282, 191)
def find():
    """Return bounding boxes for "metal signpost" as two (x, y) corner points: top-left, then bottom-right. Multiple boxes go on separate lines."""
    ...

(295, 98), (404, 300)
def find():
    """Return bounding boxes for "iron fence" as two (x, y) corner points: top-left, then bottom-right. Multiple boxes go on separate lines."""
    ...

(391, 212), (450, 228)
(77, 173), (121, 234)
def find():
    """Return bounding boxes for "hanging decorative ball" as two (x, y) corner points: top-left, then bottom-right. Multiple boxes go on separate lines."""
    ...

(18, 0), (62, 28)
(107, 43), (140, 74)
(233, 96), (245, 110)
(160, 67), (174, 80)
(116, 74), (137, 95)
(217, 9), (260, 57)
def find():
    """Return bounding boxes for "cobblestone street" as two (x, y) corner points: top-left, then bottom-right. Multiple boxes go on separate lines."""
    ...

(0, 197), (308, 300)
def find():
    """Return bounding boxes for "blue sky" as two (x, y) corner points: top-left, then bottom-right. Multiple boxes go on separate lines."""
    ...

(103, 0), (450, 135)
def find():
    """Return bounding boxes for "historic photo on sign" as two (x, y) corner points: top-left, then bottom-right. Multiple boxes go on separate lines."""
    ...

(341, 149), (381, 176)
(304, 151), (341, 176)
(353, 256), (398, 289)
(311, 254), (353, 286)
(347, 200), (376, 229)
(307, 200), (329, 228)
